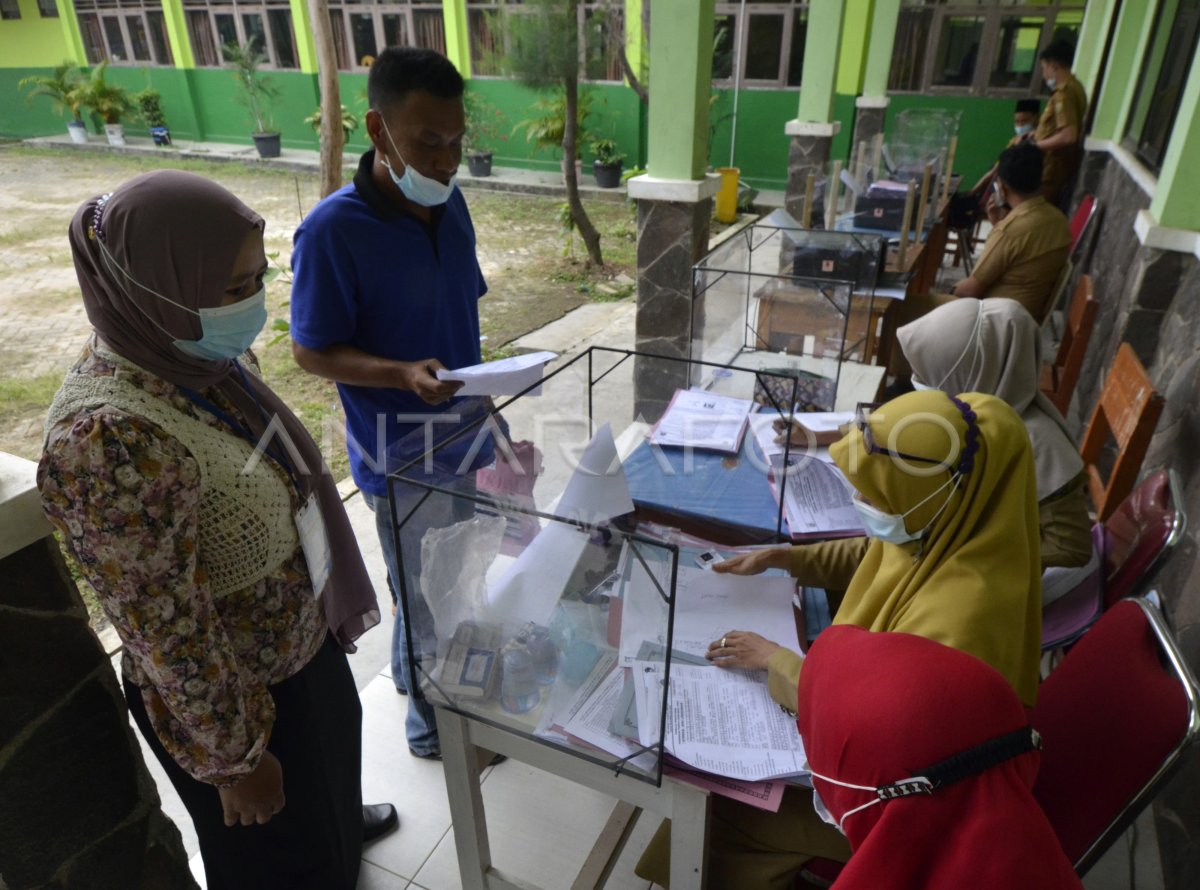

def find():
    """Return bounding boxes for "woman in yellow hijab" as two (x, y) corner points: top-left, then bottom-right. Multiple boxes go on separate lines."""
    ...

(635, 390), (1043, 889)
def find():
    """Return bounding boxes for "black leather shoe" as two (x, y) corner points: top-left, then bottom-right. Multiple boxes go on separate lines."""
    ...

(362, 803), (399, 843)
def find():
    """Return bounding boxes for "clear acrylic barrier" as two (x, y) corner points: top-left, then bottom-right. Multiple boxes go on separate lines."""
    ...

(692, 216), (886, 389)
(385, 349), (833, 785)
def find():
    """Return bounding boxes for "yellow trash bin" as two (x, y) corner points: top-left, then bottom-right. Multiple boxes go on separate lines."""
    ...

(715, 166), (740, 224)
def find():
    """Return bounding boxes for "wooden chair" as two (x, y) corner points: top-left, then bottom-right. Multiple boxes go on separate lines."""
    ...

(1079, 343), (1164, 522)
(1040, 275), (1098, 414)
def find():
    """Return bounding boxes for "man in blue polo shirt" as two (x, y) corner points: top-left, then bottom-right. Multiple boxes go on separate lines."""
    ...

(290, 47), (487, 760)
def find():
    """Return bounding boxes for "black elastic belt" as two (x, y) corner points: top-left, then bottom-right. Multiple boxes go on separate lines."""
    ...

(874, 726), (1042, 801)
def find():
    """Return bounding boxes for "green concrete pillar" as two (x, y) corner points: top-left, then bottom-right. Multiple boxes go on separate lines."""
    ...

(796, 0), (846, 124)
(861, 0), (899, 101)
(1089, 0), (1154, 142)
(642, 0), (713, 181)
(624, 0), (647, 86)
(1072, 0), (1119, 98)
(626, 0), (718, 414)
(55, 0), (87, 66)
(442, 0), (470, 77)
(289, 0), (319, 75)
(160, 0), (196, 69)
(1149, 45), (1200, 231)
(836, 0), (872, 98)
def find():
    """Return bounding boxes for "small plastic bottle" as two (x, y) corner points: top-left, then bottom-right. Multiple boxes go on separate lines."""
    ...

(500, 637), (540, 714)
(525, 623), (559, 685)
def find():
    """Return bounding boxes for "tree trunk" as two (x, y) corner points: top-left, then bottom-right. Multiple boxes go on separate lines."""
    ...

(308, 0), (344, 198)
(563, 73), (603, 267)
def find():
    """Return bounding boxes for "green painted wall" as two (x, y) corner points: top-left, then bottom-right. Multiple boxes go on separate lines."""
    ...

(466, 78), (645, 172)
(1, 67), (74, 135)
(0, 0), (72, 68)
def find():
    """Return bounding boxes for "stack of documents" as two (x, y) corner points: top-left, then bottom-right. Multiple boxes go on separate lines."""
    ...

(749, 412), (863, 538)
(649, 389), (755, 454)
(436, 350), (557, 396)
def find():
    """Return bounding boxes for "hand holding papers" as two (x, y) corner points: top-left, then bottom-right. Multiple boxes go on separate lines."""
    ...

(649, 389), (755, 454)
(436, 350), (557, 396)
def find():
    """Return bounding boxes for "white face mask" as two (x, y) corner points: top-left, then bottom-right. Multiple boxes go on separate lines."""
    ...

(1014, 124), (1034, 136)
(911, 378), (936, 392)
(378, 115), (457, 207)
(852, 473), (962, 545)
(1046, 77), (1057, 90)
(806, 758), (935, 834)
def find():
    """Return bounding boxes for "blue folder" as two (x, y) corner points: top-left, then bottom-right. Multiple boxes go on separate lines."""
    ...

(622, 432), (786, 539)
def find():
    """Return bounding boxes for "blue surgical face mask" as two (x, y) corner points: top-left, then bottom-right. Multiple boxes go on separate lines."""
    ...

(378, 116), (457, 207)
(96, 235), (267, 361)
(173, 288), (268, 360)
(1014, 124), (1034, 136)
(1046, 77), (1057, 90)
(852, 474), (962, 545)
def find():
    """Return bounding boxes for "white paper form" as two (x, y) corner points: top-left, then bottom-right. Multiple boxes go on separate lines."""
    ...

(486, 521), (590, 629)
(649, 388), (755, 453)
(436, 350), (557, 396)
(670, 566), (801, 661)
(637, 663), (808, 781)
(554, 422), (635, 524)
(748, 412), (850, 464)
(779, 456), (862, 536)
(561, 662), (658, 773)
(617, 542), (675, 666)
(486, 424), (634, 628)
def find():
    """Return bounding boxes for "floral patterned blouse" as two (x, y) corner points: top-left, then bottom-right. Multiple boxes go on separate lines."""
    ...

(39, 341), (328, 786)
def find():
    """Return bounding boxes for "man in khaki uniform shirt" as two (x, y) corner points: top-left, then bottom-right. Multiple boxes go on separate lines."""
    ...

(1034, 40), (1087, 204)
(953, 142), (1071, 321)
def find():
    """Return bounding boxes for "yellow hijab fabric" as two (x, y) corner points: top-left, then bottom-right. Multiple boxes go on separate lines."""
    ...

(830, 391), (1042, 706)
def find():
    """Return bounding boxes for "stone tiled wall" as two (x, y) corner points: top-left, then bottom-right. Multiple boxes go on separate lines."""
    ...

(634, 196), (712, 418)
(1071, 150), (1200, 888)
(0, 537), (196, 890)
(785, 135), (835, 221)
(852, 107), (887, 158)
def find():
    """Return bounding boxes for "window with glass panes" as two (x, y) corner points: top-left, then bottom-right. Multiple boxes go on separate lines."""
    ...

(325, 0), (447, 71)
(0, 0), (23, 19)
(712, 1), (807, 88)
(1122, 0), (1200, 174)
(461, 1), (621, 81)
(182, 0), (299, 68)
(38, 0), (59, 17)
(75, 0), (174, 66)
(889, 1), (1086, 97)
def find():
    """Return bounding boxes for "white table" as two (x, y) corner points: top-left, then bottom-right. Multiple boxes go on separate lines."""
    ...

(436, 707), (712, 890)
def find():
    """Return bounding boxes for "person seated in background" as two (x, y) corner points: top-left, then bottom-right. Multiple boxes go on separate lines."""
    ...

(951, 142), (1071, 320)
(1034, 39), (1088, 206)
(970, 98), (1042, 196)
(796, 625), (1084, 890)
(898, 298), (1096, 602)
(777, 298), (1093, 609)
(636, 390), (1045, 889)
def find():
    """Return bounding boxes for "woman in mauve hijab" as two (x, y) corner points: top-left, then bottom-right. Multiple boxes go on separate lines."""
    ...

(39, 170), (392, 889)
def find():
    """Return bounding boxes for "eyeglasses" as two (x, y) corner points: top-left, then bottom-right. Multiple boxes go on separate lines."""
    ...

(855, 403), (955, 471)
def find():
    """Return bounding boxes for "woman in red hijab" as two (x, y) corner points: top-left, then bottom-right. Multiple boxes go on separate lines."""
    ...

(796, 625), (1083, 889)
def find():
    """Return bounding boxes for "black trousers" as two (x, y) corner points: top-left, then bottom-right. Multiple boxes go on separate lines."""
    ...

(125, 634), (364, 890)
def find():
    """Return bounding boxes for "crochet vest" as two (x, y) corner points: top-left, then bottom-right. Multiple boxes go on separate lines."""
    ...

(46, 353), (299, 597)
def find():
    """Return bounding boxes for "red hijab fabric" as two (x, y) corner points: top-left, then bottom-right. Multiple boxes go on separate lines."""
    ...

(797, 625), (1082, 889)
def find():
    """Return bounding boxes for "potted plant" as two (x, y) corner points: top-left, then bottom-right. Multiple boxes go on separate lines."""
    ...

(223, 39), (281, 159)
(591, 138), (625, 188)
(78, 63), (135, 146)
(463, 91), (506, 177)
(304, 103), (359, 142)
(20, 62), (88, 144)
(136, 88), (171, 146)
(513, 89), (592, 183)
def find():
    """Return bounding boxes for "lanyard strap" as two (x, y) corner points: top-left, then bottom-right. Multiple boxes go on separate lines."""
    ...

(179, 362), (303, 497)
